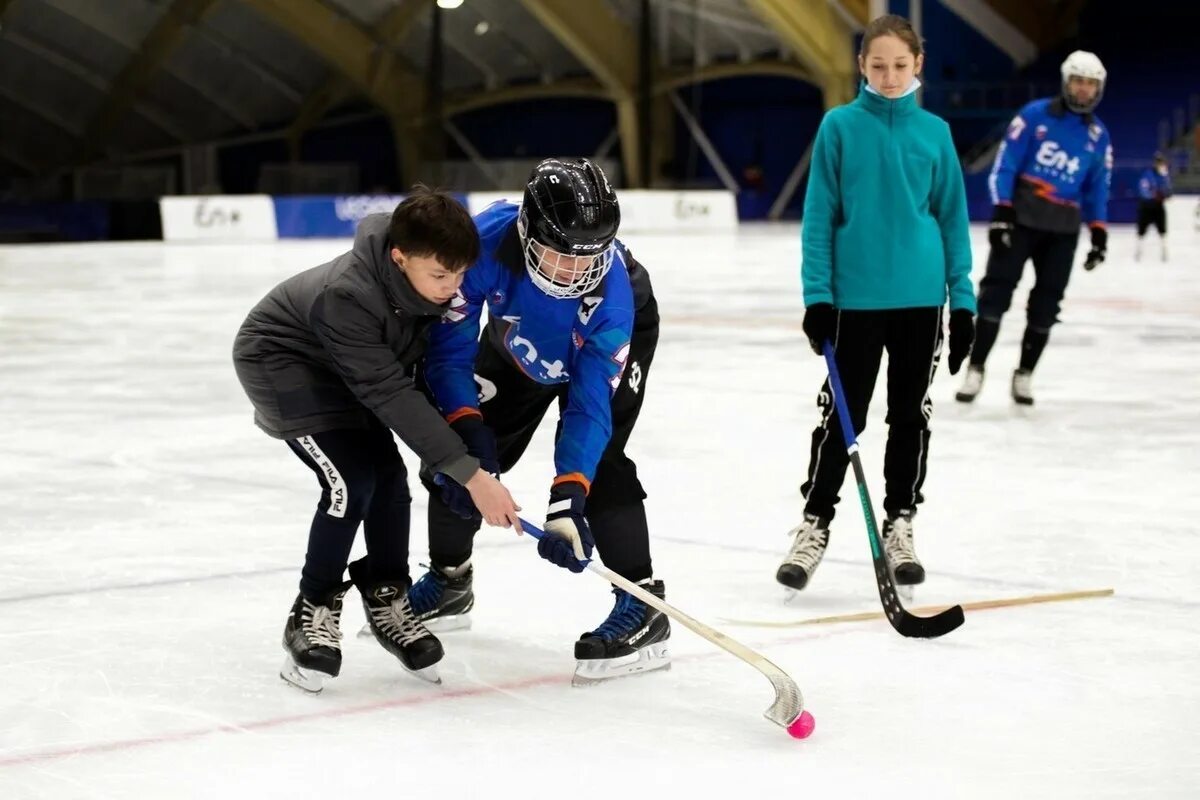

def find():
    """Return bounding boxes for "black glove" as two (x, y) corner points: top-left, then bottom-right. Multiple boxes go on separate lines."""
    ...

(802, 303), (837, 356)
(434, 416), (500, 520)
(947, 310), (975, 375)
(538, 481), (594, 573)
(989, 204), (1017, 251)
(1083, 226), (1107, 271)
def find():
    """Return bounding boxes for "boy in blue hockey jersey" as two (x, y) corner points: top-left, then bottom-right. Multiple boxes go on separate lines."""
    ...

(411, 158), (669, 684)
(957, 51), (1113, 406)
(1136, 152), (1172, 262)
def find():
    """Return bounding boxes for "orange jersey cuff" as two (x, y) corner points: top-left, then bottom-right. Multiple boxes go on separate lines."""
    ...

(446, 407), (482, 424)
(552, 473), (591, 495)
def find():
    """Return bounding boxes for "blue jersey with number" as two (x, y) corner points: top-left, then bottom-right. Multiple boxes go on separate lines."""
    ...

(423, 202), (634, 485)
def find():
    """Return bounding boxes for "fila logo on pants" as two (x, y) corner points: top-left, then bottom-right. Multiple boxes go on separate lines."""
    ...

(298, 436), (347, 518)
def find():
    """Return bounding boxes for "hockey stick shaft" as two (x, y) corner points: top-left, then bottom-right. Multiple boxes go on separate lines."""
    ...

(722, 588), (1114, 628)
(520, 518), (804, 728)
(821, 341), (964, 638)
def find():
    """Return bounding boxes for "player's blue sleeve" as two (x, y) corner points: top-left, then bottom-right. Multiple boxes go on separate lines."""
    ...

(424, 270), (487, 422)
(1162, 173), (1173, 198)
(1081, 135), (1112, 226)
(988, 108), (1035, 206)
(801, 114), (840, 307)
(1138, 171), (1155, 200)
(554, 323), (630, 487)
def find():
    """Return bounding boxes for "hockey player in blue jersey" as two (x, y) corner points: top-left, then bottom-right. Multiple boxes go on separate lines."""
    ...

(957, 50), (1113, 406)
(1136, 152), (1172, 262)
(410, 158), (670, 684)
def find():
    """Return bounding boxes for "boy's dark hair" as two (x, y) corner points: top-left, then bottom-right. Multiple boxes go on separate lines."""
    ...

(388, 185), (480, 272)
(860, 14), (924, 58)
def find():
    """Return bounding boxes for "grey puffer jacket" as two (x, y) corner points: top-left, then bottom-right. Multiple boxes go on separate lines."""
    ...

(232, 214), (478, 485)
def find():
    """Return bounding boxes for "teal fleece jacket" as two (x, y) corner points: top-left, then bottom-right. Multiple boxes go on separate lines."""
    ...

(802, 83), (976, 313)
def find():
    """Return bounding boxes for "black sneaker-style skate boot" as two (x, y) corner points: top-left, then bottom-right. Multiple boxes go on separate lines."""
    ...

(776, 513), (831, 591)
(1011, 368), (1034, 406)
(882, 510), (925, 585)
(407, 561), (474, 632)
(955, 364), (985, 403)
(280, 581), (351, 693)
(573, 580), (671, 686)
(349, 559), (444, 684)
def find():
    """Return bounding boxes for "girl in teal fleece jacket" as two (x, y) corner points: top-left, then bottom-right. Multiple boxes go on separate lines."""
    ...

(777, 15), (976, 594)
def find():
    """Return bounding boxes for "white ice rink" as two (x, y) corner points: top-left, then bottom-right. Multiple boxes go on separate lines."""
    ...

(2, 223), (1198, 799)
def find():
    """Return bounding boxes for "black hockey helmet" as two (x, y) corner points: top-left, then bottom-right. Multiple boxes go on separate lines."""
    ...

(518, 158), (620, 298)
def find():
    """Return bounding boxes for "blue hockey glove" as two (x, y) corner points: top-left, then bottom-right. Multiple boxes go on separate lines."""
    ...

(538, 481), (594, 573)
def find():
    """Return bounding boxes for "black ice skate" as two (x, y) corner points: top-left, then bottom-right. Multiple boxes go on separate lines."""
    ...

(882, 510), (925, 586)
(407, 561), (475, 632)
(280, 581), (351, 694)
(955, 364), (985, 403)
(775, 513), (831, 591)
(1011, 368), (1034, 406)
(349, 559), (444, 684)
(573, 580), (671, 687)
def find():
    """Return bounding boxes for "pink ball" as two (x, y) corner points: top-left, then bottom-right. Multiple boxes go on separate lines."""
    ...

(785, 710), (816, 739)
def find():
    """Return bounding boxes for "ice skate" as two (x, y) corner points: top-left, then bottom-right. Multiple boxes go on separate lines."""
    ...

(775, 513), (830, 592)
(1011, 368), (1034, 406)
(882, 510), (925, 586)
(280, 582), (351, 694)
(955, 364), (985, 403)
(573, 580), (671, 686)
(350, 560), (444, 684)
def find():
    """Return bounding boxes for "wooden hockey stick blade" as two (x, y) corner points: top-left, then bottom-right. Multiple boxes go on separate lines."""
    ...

(722, 588), (1115, 629)
(520, 519), (806, 730)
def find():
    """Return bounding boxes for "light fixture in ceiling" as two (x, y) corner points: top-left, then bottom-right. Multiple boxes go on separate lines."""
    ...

(474, 21), (489, 35)
(436, 0), (464, 9)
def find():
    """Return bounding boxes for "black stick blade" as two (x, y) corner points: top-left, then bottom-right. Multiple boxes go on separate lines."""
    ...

(875, 562), (965, 639)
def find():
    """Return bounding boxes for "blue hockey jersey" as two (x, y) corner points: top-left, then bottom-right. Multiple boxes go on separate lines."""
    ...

(1138, 168), (1172, 201)
(423, 201), (634, 487)
(988, 97), (1113, 233)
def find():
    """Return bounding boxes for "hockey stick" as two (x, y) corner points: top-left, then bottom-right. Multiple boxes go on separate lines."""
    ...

(821, 341), (965, 638)
(520, 518), (809, 736)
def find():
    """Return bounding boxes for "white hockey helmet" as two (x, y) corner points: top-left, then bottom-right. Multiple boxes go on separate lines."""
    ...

(1060, 50), (1106, 113)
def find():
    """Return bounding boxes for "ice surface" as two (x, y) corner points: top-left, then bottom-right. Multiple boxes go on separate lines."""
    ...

(1, 224), (1197, 798)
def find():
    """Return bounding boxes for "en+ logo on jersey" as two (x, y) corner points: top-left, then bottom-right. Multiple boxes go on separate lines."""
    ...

(1033, 141), (1081, 183)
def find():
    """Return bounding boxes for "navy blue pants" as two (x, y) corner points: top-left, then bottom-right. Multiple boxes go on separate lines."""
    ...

(287, 416), (412, 599)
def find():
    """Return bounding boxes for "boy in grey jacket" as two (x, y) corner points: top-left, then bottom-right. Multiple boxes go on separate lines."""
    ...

(234, 188), (520, 692)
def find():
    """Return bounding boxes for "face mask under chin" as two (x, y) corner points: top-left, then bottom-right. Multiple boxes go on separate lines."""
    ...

(522, 237), (614, 299)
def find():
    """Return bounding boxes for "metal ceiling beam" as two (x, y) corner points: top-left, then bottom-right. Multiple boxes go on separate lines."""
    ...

(443, 78), (609, 118)
(744, 0), (855, 108)
(3, 31), (190, 141)
(39, 0), (255, 135)
(519, 0), (642, 184)
(81, 0), (225, 160)
(190, 24), (305, 103)
(519, 0), (636, 95)
(281, 0), (432, 159)
(0, 85), (82, 138)
(241, 0), (425, 119)
(438, 60), (815, 119)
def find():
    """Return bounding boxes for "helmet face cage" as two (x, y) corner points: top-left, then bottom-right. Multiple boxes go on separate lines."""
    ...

(518, 208), (615, 299)
(1060, 51), (1106, 114)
